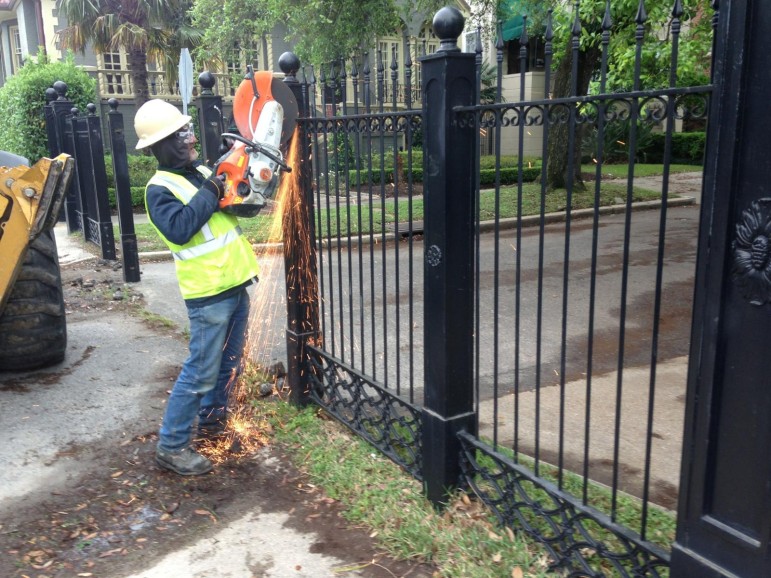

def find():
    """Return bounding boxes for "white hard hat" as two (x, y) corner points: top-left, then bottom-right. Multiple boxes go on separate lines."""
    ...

(134, 99), (192, 149)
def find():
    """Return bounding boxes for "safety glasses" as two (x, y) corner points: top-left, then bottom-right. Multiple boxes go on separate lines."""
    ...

(176, 124), (195, 144)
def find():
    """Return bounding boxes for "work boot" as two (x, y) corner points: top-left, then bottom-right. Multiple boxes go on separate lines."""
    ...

(155, 446), (213, 476)
(197, 419), (227, 440)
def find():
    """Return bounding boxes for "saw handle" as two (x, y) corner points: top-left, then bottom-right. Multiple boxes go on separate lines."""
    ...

(221, 133), (292, 173)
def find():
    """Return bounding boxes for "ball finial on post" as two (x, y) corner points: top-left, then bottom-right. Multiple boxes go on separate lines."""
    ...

(198, 71), (216, 96)
(279, 52), (301, 83)
(433, 6), (465, 53)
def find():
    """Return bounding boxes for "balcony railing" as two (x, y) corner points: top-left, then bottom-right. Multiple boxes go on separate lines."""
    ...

(91, 69), (245, 101)
(91, 68), (423, 108)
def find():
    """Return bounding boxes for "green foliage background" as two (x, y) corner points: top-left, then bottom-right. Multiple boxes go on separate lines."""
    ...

(0, 54), (96, 162)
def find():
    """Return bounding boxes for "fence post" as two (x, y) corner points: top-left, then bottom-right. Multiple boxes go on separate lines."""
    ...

(43, 88), (66, 223)
(48, 82), (81, 233)
(44, 88), (60, 157)
(71, 105), (115, 260)
(279, 52), (320, 406)
(671, 1), (771, 576)
(85, 104), (116, 260)
(420, 6), (477, 505)
(196, 72), (224, 167)
(106, 98), (140, 282)
(65, 106), (91, 236)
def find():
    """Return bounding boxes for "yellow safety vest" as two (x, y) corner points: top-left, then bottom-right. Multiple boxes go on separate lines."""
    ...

(145, 167), (259, 300)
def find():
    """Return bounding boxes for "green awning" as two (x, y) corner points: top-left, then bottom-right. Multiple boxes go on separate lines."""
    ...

(500, 0), (525, 42)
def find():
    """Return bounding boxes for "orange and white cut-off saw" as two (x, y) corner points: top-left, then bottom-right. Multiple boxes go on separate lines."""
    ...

(215, 66), (298, 217)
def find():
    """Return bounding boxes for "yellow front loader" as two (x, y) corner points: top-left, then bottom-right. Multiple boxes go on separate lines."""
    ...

(0, 152), (75, 371)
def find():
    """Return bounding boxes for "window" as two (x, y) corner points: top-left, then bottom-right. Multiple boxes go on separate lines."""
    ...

(413, 23), (438, 92)
(9, 25), (22, 73)
(506, 36), (545, 75)
(226, 39), (265, 95)
(99, 52), (129, 95)
(465, 31), (479, 54)
(377, 41), (401, 72)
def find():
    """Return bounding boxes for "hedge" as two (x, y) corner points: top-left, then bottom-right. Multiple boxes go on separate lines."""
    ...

(104, 154), (158, 208)
(639, 132), (705, 165)
(0, 53), (96, 162)
(107, 186), (147, 209)
(344, 164), (541, 187)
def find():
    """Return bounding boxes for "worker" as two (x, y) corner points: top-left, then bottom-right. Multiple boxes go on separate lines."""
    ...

(133, 99), (259, 476)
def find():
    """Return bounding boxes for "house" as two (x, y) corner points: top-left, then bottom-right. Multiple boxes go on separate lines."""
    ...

(0, 0), (471, 151)
(0, 0), (60, 85)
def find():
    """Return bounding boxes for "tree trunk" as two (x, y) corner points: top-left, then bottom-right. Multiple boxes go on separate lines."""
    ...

(545, 45), (601, 191)
(128, 49), (150, 111)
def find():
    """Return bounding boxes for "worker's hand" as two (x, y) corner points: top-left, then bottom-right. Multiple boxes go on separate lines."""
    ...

(202, 174), (226, 201)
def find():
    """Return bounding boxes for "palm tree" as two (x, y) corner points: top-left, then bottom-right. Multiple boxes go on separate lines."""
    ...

(56, 0), (202, 109)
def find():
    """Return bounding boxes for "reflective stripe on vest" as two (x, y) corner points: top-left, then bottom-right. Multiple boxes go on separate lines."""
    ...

(172, 226), (244, 261)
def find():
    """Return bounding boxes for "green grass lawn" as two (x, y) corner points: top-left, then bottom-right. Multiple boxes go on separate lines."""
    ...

(245, 392), (675, 577)
(125, 163), (699, 251)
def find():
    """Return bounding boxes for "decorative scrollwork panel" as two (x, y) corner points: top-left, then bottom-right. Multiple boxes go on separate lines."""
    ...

(307, 347), (423, 480)
(458, 433), (669, 578)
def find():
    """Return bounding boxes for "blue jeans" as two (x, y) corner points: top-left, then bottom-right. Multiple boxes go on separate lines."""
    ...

(158, 288), (250, 451)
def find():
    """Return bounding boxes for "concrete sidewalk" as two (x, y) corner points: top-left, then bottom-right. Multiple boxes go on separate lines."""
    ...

(46, 227), (388, 577)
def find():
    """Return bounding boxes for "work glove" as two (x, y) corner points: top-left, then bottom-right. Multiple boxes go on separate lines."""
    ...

(202, 174), (226, 201)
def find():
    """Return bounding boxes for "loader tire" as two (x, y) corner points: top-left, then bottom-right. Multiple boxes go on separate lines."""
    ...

(0, 230), (67, 371)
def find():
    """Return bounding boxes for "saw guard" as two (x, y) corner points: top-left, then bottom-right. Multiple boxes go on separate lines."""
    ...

(231, 71), (298, 146)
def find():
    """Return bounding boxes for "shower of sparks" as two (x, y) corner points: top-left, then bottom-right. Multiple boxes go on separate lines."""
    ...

(199, 127), (319, 464)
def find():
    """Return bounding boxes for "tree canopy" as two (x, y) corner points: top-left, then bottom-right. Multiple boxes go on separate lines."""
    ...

(57, 0), (202, 109)
(473, 0), (711, 90)
(190, 0), (446, 67)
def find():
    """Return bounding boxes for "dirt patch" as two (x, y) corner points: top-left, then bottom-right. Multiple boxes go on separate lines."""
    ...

(61, 259), (146, 318)
(0, 428), (432, 577)
(0, 259), (435, 578)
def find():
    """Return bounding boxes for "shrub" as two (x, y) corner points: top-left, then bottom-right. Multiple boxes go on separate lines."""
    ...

(107, 186), (147, 209)
(104, 154), (157, 188)
(345, 164), (540, 186)
(644, 131), (705, 165)
(582, 116), (705, 166)
(581, 118), (657, 164)
(0, 53), (96, 161)
(103, 154), (158, 209)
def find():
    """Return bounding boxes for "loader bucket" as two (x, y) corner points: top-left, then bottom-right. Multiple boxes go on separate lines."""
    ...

(0, 153), (74, 312)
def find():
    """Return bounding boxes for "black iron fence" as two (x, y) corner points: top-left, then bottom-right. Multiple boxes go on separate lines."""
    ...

(36, 1), (770, 574)
(44, 72), (228, 283)
(285, 2), (715, 576)
(45, 82), (116, 261)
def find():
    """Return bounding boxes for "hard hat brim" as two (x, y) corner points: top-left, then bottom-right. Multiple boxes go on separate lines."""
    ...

(135, 113), (192, 150)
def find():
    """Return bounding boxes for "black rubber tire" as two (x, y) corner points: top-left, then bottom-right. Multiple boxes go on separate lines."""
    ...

(0, 230), (67, 371)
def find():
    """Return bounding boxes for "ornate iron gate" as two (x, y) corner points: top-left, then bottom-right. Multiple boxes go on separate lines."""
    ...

(281, 0), (756, 575)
